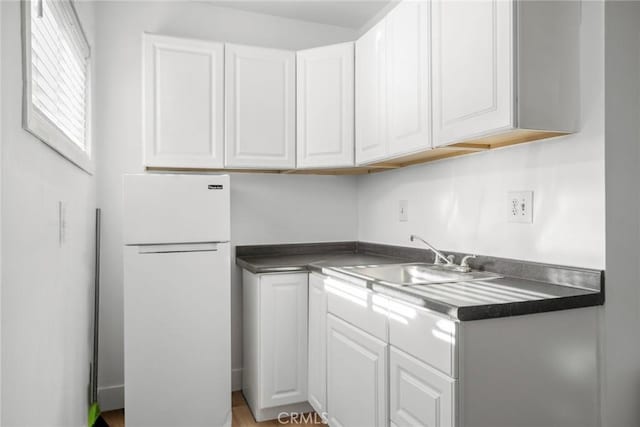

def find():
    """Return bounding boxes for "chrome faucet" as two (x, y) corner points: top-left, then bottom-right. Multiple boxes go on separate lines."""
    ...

(460, 254), (476, 270)
(410, 235), (455, 266)
(410, 234), (476, 272)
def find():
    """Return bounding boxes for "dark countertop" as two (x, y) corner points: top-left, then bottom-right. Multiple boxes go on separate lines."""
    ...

(236, 252), (405, 274)
(236, 242), (604, 321)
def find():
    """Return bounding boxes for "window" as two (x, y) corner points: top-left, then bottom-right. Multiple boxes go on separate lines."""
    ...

(22, 0), (92, 172)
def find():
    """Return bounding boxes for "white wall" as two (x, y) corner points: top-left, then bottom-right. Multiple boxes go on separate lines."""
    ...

(93, 1), (358, 409)
(357, 1), (605, 270)
(602, 2), (640, 426)
(1, 1), (97, 426)
(0, 2), (3, 422)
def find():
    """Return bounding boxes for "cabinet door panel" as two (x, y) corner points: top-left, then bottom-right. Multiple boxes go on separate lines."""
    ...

(225, 44), (296, 168)
(143, 34), (224, 168)
(308, 274), (328, 414)
(390, 347), (456, 427)
(297, 43), (354, 168)
(355, 21), (387, 165)
(432, 0), (514, 146)
(386, 0), (431, 156)
(327, 314), (387, 427)
(260, 273), (308, 407)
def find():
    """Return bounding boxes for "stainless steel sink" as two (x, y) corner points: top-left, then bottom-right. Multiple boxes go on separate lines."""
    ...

(337, 263), (502, 286)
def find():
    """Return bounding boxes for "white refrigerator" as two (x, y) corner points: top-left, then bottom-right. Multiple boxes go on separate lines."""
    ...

(123, 174), (231, 427)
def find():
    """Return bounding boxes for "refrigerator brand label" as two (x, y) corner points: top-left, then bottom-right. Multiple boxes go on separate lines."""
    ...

(208, 184), (224, 190)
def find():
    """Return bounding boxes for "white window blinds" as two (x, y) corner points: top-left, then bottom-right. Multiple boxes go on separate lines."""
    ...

(29, 0), (90, 150)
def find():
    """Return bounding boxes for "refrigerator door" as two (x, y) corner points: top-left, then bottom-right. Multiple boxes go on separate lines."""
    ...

(124, 243), (231, 427)
(123, 174), (230, 245)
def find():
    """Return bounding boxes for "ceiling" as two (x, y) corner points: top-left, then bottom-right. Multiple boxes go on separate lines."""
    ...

(208, 1), (395, 30)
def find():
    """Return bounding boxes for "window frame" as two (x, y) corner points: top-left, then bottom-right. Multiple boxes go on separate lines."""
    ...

(21, 0), (94, 174)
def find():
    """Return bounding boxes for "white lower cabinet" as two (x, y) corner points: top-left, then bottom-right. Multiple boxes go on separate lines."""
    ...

(312, 275), (599, 427)
(319, 274), (458, 427)
(308, 273), (328, 415)
(242, 270), (311, 422)
(327, 314), (388, 427)
(390, 347), (456, 427)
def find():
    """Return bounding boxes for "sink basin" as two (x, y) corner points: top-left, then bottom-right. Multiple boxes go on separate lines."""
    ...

(337, 263), (502, 286)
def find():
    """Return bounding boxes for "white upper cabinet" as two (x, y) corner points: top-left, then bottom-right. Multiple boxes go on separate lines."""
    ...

(386, 0), (431, 157)
(143, 34), (224, 169)
(356, 0), (431, 165)
(432, 0), (580, 147)
(431, 0), (513, 147)
(355, 20), (388, 165)
(143, 0), (579, 172)
(297, 43), (355, 169)
(225, 44), (296, 169)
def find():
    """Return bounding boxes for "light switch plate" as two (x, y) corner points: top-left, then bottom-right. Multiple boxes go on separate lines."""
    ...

(399, 200), (409, 222)
(508, 191), (533, 223)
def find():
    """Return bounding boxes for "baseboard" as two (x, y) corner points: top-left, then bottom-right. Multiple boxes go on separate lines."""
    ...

(232, 368), (243, 391)
(98, 384), (124, 411)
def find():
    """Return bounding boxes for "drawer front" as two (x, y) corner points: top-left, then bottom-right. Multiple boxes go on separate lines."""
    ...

(325, 277), (388, 341)
(388, 298), (457, 377)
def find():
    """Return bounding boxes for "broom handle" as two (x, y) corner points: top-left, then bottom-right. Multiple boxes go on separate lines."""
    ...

(92, 208), (102, 403)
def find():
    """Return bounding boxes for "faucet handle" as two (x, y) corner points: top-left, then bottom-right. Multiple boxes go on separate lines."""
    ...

(434, 254), (455, 265)
(460, 255), (476, 268)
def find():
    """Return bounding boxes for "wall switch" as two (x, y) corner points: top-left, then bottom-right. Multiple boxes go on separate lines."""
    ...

(508, 191), (533, 223)
(399, 200), (409, 222)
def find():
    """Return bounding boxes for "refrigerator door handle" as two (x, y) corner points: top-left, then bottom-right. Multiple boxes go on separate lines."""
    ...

(136, 243), (223, 254)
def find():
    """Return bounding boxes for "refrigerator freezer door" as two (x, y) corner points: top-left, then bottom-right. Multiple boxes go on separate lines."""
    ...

(124, 243), (231, 427)
(123, 174), (230, 245)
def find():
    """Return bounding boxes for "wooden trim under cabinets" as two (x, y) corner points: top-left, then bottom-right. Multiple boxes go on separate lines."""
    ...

(147, 129), (568, 176)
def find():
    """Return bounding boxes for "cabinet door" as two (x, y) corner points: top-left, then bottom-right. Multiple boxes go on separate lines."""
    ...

(431, 0), (514, 147)
(308, 274), (328, 414)
(390, 347), (456, 427)
(297, 43), (354, 169)
(225, 44), (296, 169)
(386, 0), (431, 156)
(327, 314), (387, 427)
(260, 273), (308, 408)
(355, 20), (388, 165)
(143, 34), (224, 168)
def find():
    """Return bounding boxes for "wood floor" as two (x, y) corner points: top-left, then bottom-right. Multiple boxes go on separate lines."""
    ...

(100, 392), (323, 426)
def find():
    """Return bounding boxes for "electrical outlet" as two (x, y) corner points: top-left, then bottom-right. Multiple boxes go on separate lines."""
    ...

(508, 191), (533, 223)
(399, 200), (409, 222)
